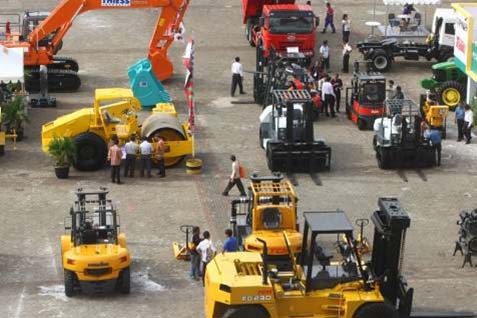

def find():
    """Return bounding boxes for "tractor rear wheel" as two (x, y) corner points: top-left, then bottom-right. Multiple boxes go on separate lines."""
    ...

(371, 50), (391, 72)
(117, 267), (131, 294)
(354, 302), (399, 318)
(73, 133), (108, 171)
(223, 305), (269, 318)
(64, 270), (76, 297)
(436, 80), (466, 109)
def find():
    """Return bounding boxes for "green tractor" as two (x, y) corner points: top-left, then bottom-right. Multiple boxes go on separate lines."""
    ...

(421, 61), (467, 110)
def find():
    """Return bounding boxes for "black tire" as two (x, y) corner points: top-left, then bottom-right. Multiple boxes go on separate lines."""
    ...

(0, 145), (5, 156)
(371, 50), (391, 72)
(117, 267), (131, 294)
(354, 302), (399, 318)
(64, 270), (75, 297)
(358, 118), (367, 130)
(223, 305), (270, 318)
(246, 18), (256, 47)
(266, 144), (275, 171)
(73, 133), (107, 171)
(436, 80), (466, 109)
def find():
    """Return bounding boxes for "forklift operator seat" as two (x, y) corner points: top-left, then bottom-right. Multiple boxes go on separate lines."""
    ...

(103, 111), (121, 125)
(82, 221), (97, 244)
(262, 207), (282, 229)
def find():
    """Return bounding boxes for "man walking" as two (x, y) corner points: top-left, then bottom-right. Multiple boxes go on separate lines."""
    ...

(108, 139), (122, 184)
(331, 74), (343, 112)
(231, 57), (245, 97)
(342, 41), (352, 73)
(154, 136), (166, 177)
(321, 2), (336, 33)
(139, 137), (153, 177)
(222, 155), (246, 197)
(464, 104), (474, 144)
(319, 41), (330, 72)
(455, 102), (465, 142)
(222, 229), (239, 253)
(197, 231), (216, 285)
(124, 135), (138, 178)
(321, 76), (336, 117)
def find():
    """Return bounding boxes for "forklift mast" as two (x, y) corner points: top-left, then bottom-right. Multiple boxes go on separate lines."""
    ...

(371, 197), (413, 318)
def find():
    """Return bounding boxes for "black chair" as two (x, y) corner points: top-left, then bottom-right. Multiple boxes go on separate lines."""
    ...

(262, 207), (281, 229)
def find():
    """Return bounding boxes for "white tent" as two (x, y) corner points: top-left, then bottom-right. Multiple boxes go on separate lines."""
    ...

(0, 44), (24, 83)
(383, 0), (441, 4)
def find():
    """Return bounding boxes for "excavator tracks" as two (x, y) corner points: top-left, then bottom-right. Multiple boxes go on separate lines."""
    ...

(25, 68), (81, 92)
(51, 56), (79, 72)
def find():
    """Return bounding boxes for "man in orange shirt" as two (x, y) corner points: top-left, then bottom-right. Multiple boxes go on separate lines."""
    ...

(108, 139), (123, 184)
(154, 136), (166, 177)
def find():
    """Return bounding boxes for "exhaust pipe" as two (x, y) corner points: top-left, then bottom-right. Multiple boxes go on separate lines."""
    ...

(256, 238), (268, 285)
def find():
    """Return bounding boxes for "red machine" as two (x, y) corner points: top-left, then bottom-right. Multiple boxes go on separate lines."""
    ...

(242, 0), (317, 60)
(0, 0), (191, 91)
(345, 71), (386, 130)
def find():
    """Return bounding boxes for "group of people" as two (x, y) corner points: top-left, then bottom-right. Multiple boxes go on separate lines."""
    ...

(455, 102), (474, 145)
(107, 135), (166, 184)
(189, 226), (238, 283)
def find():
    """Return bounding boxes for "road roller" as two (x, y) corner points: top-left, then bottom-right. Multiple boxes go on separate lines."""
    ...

(41, 88), (192, 171)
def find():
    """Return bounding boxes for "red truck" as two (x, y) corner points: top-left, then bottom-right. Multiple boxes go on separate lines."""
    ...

(242, 0), (317, 61)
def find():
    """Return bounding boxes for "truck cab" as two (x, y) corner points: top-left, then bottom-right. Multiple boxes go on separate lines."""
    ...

(430, 8), (458, 50)
(258, 5), (316, 59)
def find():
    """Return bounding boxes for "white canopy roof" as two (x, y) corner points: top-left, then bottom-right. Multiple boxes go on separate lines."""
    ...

(383, 0), (441, 5)
(0, 44), (24, 83)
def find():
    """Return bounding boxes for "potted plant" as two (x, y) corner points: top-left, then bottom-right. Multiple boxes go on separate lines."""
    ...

(47, 136), (76, 179)
(1, 96), (29, 141)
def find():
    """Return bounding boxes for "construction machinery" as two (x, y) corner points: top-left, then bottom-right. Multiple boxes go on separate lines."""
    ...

(172, 225), (195, 261)
(230, 174), (301, 269)
(454, 209), (477, 268)
(205, 197), (476, 318)
(41, 88), (192, 171)
(242, 1), (317, 58)
(419, 94), (449, 138)
(357, 9), (458, 72)
(61, 188), (130, 296)
(373, 99), (437, 169)
(421, 61), (467, 109)
(0, 0), (191, 92)
(259, 89), (331, 173)
(345, 70), (386, 130)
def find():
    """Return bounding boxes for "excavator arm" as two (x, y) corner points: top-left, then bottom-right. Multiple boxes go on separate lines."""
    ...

(25, 0), (190, 80)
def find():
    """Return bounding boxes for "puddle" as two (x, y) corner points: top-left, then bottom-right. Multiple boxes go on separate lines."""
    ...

(132, 271), (166, 293)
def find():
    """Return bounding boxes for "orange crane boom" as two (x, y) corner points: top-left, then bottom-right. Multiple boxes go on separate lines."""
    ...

(2, 0), (190, 91)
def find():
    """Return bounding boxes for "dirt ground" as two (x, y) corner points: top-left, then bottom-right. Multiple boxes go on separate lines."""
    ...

(0, 0), (476, 317)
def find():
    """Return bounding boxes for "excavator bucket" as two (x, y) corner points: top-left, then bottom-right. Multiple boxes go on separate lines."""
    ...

(149, 51), (174, 82)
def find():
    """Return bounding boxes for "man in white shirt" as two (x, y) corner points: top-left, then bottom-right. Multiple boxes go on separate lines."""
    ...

(231, 56), (245, 97)
(124, 135), (139, 178)
(464, 104), (474, 144)
(196, 231), (216, 285)
(139, 137), (153, 177)
(321, 76), (336, 117)
(319, 40), (330, 72)
(342, 41), (352, 73)
(222, 155), (246, 196)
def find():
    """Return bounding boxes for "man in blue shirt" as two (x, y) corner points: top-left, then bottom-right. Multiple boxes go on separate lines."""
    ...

(223, 229), (239, 252)
(424, 128), (442, 166)
(455, 103), (466, 142)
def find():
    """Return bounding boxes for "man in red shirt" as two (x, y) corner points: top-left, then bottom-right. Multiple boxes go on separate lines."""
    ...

(322, 2), (336, 34)
(108, 139), (122, 184)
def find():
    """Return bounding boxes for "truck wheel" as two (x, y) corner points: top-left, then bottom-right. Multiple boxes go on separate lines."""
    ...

(73, 133), (108, 171)
(223, 305), (270, 318)
(64, 270), (76, 297)
(354, 303), (399, 318)
(117, 267), (131, 294)
(372, 50), (391, 72)
(436, 80), (466, 109)
(358, 118), (367, 130)
(246, 18), (255, 47)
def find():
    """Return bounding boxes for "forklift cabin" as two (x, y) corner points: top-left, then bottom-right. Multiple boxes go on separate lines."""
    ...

(345, 71), (386, 130)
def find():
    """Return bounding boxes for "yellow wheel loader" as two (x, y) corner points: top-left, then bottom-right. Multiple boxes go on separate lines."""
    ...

(205, 198), (456, 318)
(61, 188), (131, 296)
(41, 88), (192, 171)
(230, 174), (302, 269)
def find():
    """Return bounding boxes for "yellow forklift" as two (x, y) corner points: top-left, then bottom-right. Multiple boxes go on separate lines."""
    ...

(61, 188), (131, 297)
(205, 198), (475, 318)
(230, 174), (301, 269)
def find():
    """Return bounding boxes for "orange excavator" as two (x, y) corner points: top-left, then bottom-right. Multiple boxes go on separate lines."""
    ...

(0, 0), (190, 92)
